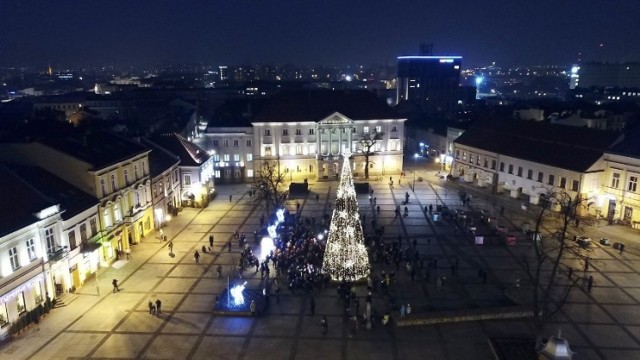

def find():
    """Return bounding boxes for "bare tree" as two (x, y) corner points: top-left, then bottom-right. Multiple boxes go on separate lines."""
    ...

(521, 188), (591, 345)
(356, 130), (383, 179)
(252, 159), (288, 216)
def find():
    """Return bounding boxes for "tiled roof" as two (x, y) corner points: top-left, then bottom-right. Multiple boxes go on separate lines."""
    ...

(454, 120), (621, 172)
(143, 140), (181, 178)
(147, 133), (210, 167)
(0, 164), (97, 236)
(208, 98), (271, 127)
(4, 164), (98, 221)
(607, 125), (640, 158)
(0, 165), (54, 237)
(251, 90), (402, 123)
(40, 131), (150, 170)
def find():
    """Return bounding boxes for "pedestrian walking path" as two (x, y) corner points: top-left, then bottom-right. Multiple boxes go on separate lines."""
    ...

(1, 175), (640, 359)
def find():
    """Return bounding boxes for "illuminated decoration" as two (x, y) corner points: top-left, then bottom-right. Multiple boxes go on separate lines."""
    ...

(259, 237), (275, 261)
(0, 274), (44, 305)
(230, 281), (247, 305)
(322, 150), (370, 281)
(37, 205), (60, 220)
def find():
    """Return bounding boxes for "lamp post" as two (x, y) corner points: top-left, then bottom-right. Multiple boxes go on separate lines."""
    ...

(413, 153), (419, 191)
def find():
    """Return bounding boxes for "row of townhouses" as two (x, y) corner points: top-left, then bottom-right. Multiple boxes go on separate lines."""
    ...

(0, 131), (214, 338)
(451, 120), (640, 226)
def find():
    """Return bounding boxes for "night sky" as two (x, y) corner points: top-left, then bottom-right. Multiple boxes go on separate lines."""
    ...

(2, 0), (639, 68)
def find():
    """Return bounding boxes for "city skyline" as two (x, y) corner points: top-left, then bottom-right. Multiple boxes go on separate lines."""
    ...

(2, 0), (640, 68)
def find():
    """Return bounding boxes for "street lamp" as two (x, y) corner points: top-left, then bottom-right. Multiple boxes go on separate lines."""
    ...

(413, 153), (419, 191)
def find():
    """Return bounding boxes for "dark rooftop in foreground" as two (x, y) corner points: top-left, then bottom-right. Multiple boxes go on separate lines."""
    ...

(147, 133), (210, 167)
(252, 90), (403, 123)
(40, 131), (150, 170)
(454, 120), (622, 172)
(4, 164), (98, 222)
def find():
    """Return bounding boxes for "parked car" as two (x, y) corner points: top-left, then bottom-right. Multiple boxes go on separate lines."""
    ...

(576, 236), (592, 248)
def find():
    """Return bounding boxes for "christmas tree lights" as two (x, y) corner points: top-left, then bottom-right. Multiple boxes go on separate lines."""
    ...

(322, 151), (370, 281)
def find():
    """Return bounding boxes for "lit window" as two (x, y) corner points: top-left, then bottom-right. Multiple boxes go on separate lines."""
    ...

(223, 154), (230, 162)
(45, 228), (56, 254)
(572, 180), (580, 192)
(375, 126), (382, 133)
(363, 126), (370, 134)
(247, 169), (254, 177)
(9, 246), (20, 270)
(68, 231), (77, 249)
(103, 208), (112, 228)
(247, 154), (253, 162)
(611, 172), (620, 188)
(233, 154), (240, 162)
(628, 176), (638, 192)
(26, 239), (37, 261)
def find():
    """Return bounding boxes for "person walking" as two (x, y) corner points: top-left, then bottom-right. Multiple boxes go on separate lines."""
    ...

(112, 279), (120, 293)
(321, 316), (328, 335)
(229, 194), (233, 203)
(194, 250), (200, 264)
(400, 304), (406, 318)
(155, 299), (162, 315)
(228, 242), (232, 252)
(587, 276), (594, 293)
(620, 243), (625, 255)
(250, 300), (257, 316)
(310, 296), (316, 315)
(584, 257), (590, 272)
(168, 241), (173, 254)
(216, 264), (222, 278)
(148, 300), (155, 314)
(209, 234), (214, 248)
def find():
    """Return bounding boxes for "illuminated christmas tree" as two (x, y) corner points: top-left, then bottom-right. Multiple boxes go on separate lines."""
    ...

(322, 151), (370, 281)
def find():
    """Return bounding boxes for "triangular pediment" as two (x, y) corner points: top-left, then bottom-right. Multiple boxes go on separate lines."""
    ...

(318, 112), (354, 125)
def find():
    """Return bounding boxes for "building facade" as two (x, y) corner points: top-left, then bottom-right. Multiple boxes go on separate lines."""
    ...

(1, 132), (154, 265)
(203, 90), (406, 182)
(396, 56), (462, 115)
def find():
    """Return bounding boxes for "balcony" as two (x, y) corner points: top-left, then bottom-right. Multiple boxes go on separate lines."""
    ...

(47, 246), (68, 262)
(294, 135), (304, 143)
(281, 135), (291, 143)
(389, 131), (399, 139)
(263, 136), (273, 144)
